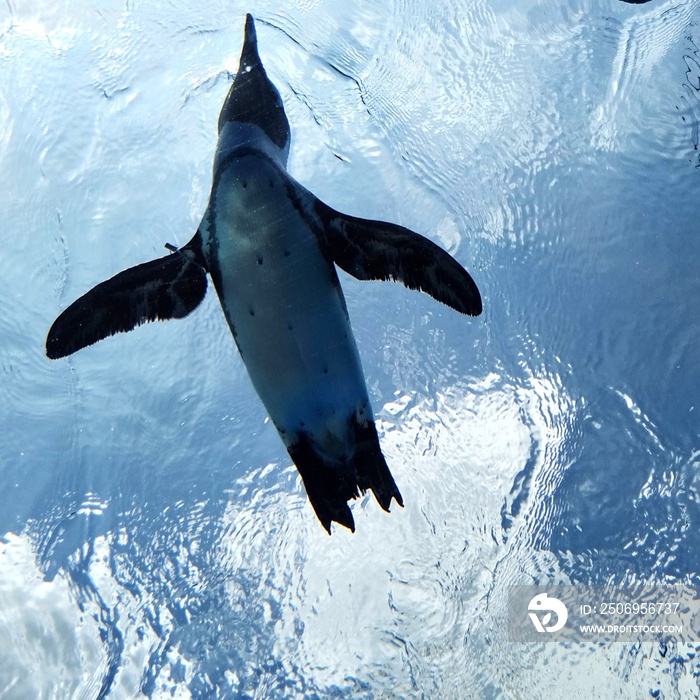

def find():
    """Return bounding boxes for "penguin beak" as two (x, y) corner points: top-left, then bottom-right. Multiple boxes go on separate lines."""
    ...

(241, 13), (259, 66)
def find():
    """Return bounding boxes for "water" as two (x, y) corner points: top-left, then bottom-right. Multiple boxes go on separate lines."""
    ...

(1, 0), (699, 697)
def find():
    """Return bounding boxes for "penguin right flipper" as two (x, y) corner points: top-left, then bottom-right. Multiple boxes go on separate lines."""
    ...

(46, 242), (208, 360)
(314, 199), (482, 317)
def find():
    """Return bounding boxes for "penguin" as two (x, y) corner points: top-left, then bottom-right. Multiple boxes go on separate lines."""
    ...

(46, 14), (482, 533)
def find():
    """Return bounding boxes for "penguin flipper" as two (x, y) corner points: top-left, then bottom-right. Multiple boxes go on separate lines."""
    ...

(46, 244), (207, 359)
(315, 199), (482, 317)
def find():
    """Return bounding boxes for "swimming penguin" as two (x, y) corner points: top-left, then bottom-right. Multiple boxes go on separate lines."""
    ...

(46, 14), (482, 533)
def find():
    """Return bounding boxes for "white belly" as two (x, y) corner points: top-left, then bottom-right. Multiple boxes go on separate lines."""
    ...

(204, 154), (369, 439)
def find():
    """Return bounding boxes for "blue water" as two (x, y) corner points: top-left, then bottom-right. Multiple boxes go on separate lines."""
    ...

(1, 0), (699, 697)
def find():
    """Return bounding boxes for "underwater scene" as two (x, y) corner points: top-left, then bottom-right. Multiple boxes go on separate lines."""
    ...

(1, 0), (699, 697)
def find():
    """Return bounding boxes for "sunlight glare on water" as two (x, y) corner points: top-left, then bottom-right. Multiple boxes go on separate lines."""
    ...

(1, 0), (699, 697)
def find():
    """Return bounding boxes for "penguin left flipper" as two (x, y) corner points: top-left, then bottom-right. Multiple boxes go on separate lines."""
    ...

(46, 246), (207, 359)
(314, 199), (482, 317)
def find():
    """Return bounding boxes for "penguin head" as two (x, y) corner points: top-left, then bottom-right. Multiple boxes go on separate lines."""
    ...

(218, 14), (291, 158)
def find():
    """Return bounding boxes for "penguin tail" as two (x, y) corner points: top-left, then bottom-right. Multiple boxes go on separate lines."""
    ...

(351, 416), (404, 513)
(288, 415), (403, 534)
